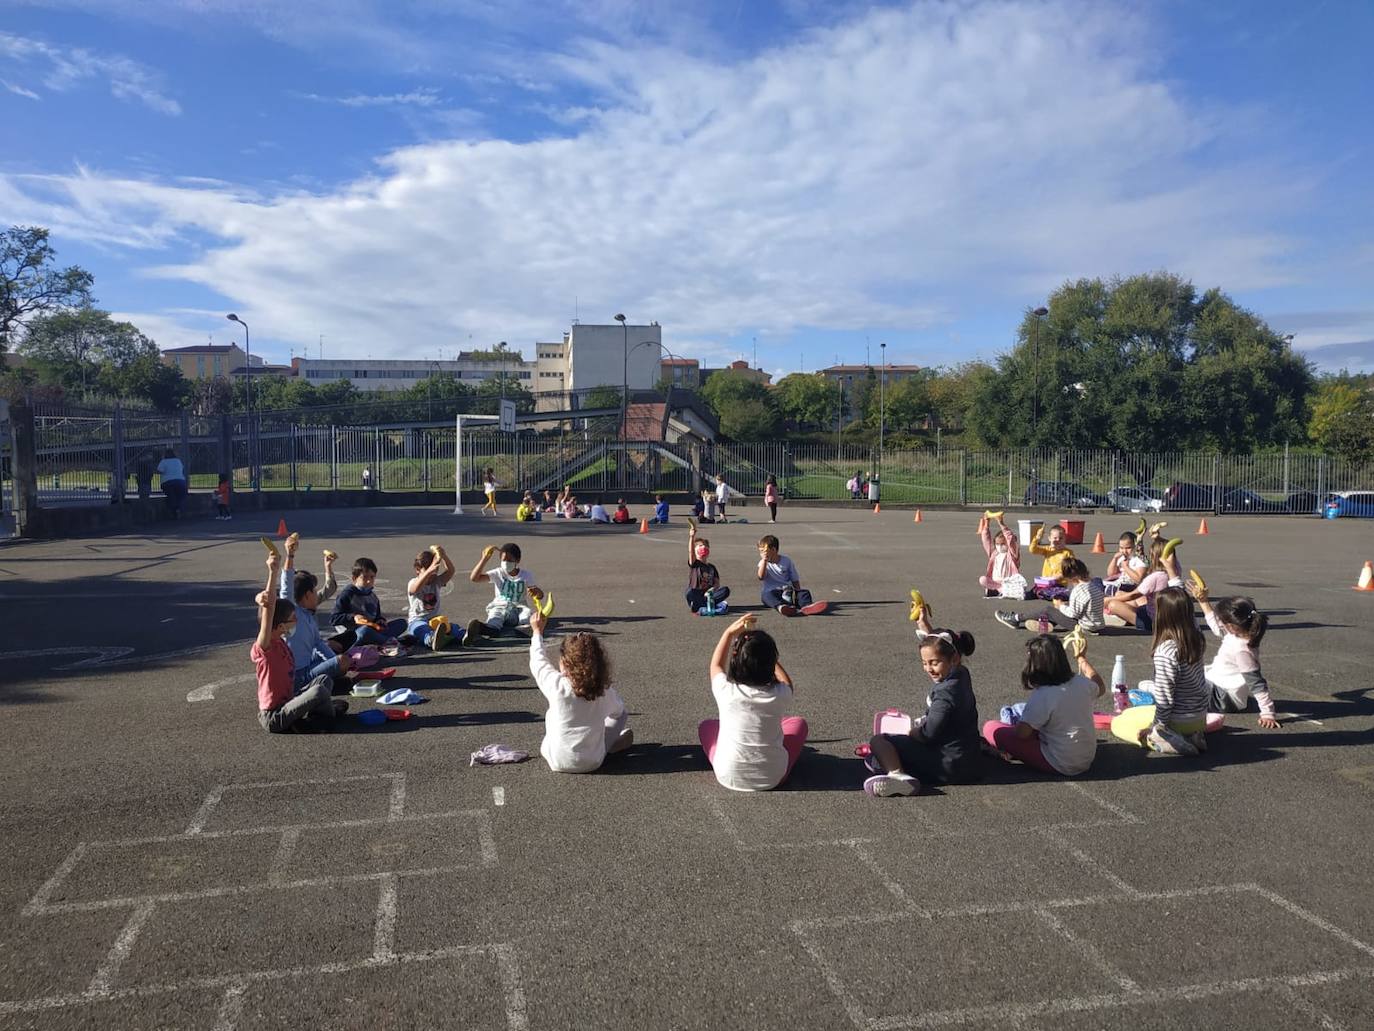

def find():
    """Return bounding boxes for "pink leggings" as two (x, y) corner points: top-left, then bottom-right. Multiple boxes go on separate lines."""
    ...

(981, 720), (1058, 774)
(698, 717), (809, 786)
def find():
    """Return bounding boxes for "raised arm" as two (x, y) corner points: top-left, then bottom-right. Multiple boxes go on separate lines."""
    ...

(710, 615), (755, 679)
(688, 524), (698, 565)
(774, 660), (793, 692)
(436, 545), (455, 585)
(319, 552), (338, 602)
(256, 553), (279, 650)
(469, 545), (498, 584)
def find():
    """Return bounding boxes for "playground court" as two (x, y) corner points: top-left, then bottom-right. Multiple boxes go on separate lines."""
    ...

(0, 504), (1371, 1030)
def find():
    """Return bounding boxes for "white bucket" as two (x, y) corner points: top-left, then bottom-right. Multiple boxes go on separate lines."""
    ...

(1018, 519), (1043, 547)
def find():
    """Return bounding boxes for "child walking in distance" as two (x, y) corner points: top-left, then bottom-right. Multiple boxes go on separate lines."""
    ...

(481, 468), (500, 516)
(215, 473), (232, 520)
(699, 615), (807, 791)
(407, 545), (457, 650)
(528, 607), (632, 772)
(1116, 587), (1210, 755)
(757, 535), (828, 616)
(685, 525), (730, 614)
(466, 543), (546, 644)
(1190, 585), (1280, 729)
(995, 558), (1104, 633)
(977, 510), (1019, 596)
(254, 551), (344, 733)
(982, 634), (1104, 775)
(864, 629), (983, 796)
(1029, 523), (1076, 599)
(331, 557), (407, 645)
(764, 475), (779, 523)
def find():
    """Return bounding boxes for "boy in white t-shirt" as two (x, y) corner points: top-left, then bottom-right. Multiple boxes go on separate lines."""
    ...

(756, 535), (829, 617)
(406, 544), (456, 650)
(465, 542), (547, 645)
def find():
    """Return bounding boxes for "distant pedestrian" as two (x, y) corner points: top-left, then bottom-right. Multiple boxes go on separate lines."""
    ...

(157, 448), (188, 518)
(362, 465), (372, 490)
(215, 473), (233, 520)
(764, 475), (779, 523)
(715, 475), (730, 524)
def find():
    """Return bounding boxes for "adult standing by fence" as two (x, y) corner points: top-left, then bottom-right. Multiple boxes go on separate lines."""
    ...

(156, 447), (187, 517)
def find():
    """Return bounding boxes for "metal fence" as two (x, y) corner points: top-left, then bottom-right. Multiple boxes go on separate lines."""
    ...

(20, 403), (1374, 513)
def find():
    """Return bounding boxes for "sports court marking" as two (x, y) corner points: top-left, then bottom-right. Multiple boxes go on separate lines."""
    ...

(4, 773), (526, 1029)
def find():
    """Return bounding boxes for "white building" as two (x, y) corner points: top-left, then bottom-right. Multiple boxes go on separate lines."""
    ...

(290, 353), (533, 392)
(565, 322), (662, 394)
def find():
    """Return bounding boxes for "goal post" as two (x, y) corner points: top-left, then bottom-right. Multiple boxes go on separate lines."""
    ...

(452, 413), (500, 515)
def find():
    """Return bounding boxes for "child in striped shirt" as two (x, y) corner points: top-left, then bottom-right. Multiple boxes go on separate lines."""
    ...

(995, 558), (1103, 634)
(1132, 587), (1210, 755)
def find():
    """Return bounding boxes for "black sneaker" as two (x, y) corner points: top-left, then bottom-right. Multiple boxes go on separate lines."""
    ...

(466, 618), (486, 645)
(994, 611), (1022, 630)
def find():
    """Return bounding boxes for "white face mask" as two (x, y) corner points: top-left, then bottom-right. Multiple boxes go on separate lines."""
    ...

(501, 560), (519, 575)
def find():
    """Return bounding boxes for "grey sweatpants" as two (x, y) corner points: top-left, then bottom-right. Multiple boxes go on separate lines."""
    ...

(259, 674), (335, 733)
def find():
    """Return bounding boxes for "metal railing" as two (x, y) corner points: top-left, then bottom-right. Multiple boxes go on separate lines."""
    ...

(21, 402), (1374, 513)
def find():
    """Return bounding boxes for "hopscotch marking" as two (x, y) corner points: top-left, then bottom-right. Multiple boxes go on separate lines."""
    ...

(768, 779), (1374, 1030)
(5, 773), (526, 1028)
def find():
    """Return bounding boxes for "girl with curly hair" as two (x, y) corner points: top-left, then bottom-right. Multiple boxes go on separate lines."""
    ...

(527, 607), (632, 772)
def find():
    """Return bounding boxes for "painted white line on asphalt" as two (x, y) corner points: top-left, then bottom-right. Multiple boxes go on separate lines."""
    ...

(88, 901), (156, 995)
(187, 673), (255, 703)
(493, 786), (505, 807)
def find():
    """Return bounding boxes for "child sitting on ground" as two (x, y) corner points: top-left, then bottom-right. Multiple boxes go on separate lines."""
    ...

(542, 490), (558, 513)
(280, 536), (353, 692)
(516, 494), (537, 522)
(981, 634), (1104, 776)
(1190, 583), (1280, 729)
(863, 628), (983, 796)
(1114, 587), (1210, 755)
(1104, 531), (1147, 596)
(1029, 524), (1076, 600)
(528, 607), (632, 772)
(1103, 538), (1169, 632)
(995, 558), (1104, 634)
(612, 498), (633, 524)
(465, 542), (547, 644)
(691, 493), (710, 524)
(756, 535), (828, 616)
(699, 615), (807, 791)
(653, 494), (670, 524)
(331, 557), (407, 646)
(685, 524), (730, 614)
(588, 497), (611, 524)
(406, 544), (457, 650)
(976, 510), (1020, 597)
(254, 550), (344, 733)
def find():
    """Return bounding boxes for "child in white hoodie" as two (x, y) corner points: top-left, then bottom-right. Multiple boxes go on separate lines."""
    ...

(1189, 584), (1279, 729)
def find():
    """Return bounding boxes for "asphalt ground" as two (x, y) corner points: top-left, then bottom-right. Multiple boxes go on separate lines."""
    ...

(1, 503), (1372, 1030)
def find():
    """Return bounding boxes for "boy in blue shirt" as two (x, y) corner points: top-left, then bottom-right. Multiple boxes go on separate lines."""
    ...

(653, 494), (670, 524)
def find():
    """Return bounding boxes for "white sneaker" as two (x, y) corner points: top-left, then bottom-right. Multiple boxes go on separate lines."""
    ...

(1147, 725), (1198, 756)
(864, 773), (919, 797)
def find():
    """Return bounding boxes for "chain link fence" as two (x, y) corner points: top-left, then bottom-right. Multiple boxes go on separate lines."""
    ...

(18, 402), (1374, 514)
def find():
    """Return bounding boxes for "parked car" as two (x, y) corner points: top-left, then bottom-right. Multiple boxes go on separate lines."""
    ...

(1162, 482), (1214, 511)
(1284, 490), (1321, 514)
(1323, 491), (1374, 518)
(1023, 481), (1109, 507)
(1106, 485), (1164, 512)
(1217, 488), (1286, 513)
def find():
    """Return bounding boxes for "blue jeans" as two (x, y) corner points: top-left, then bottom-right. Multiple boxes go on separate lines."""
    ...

(352, 618), (407, 645)
(762, 586), (813, 609)
(295, 653), (343, 691)
(407, 618), (435, 647)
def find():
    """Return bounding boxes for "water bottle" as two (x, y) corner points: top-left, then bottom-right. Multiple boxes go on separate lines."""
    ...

(1037, 613), (1051, 635)
(705, 593), (715, 617)
(1111, 654), (1129, 713)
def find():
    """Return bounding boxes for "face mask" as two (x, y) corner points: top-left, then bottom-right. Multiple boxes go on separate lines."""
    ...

(695, 547), (710, 560)
(995, 543), (1007, 553)
(501, 560), (519, 575)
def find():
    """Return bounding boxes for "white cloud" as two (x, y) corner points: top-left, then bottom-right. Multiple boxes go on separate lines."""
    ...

(0, 1), (1322, 364)
(2, 78), (41, 99)
(0, 30), (180, 114)
(299, 87), (444, 108)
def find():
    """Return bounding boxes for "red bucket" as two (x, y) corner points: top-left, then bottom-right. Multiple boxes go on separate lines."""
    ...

(1058, 519), (1086, 544)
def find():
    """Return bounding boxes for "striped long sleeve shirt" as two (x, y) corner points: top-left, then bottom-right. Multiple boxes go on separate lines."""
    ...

(1151, 640), (1209, 728)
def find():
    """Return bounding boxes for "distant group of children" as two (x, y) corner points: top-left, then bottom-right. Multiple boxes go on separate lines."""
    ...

(250, 500), (1277, 794)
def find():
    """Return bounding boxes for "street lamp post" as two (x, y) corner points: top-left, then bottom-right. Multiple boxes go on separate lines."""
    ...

(1031, 306), (1048, 439)
(879, 342), (887, 476)
(226, 313), (252, 490)
(614, 314), (628, 487)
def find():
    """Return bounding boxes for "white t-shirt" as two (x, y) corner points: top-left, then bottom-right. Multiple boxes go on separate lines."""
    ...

(1018, 674), (1099, 776)
(530, 634), (626, 773)
(709, 670), (792, 791)
(156, 457), (185, 483)
(406, 575), (448, 622)
(716, 481), (729, 504)
(488, 567), (537, 608)
(760, 555), (799, 592)
(588, 504), (609, 523)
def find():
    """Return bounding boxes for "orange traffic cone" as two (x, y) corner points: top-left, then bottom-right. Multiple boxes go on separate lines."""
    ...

(1091, 531), (1105, 554)
(873, 503), (881, 514)
(277, 518), (289, 538)
(639, 518), (649, 534)
(1197, 518), (1209, 535)
(913, 509), (923, 524)
(1354, 560), (1374, 592)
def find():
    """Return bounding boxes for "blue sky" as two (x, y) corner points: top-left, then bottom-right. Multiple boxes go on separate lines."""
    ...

(2, 0), (1372, 377)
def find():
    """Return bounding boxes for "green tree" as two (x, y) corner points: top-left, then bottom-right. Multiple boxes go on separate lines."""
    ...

(1, 226), (93, 351)
(701, 369), (772, 415)
(873, 372), (934, 434)
(967, 272), (1313, 452)
(926, 362), (993, 432)
(1308, 381), (1374, 458)
(21, 306), (191, 408)
(774, 373), (838, 428)
(717, 397), (779, 441)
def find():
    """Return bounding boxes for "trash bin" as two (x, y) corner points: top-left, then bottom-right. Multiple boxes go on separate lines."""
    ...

(868, 479), (880, 503)
(1018, 519), (1043, 547)
(1058, 519), (1086, 544)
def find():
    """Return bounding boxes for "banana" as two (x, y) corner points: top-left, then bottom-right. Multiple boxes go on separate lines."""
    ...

(1161, 536), (1182, 561)
(984, 510), (1005, 522)
(536, 592), (555, 617)
(285, 532), (300, 549)
(260, 537), (280, 559)
(1064, 626), (1087, 660)
(908, 588), (929, 623)
(322, 549), (337, 561)
(1189, 569), (1207, 592)
(1149, 521), (1168, 538)
(1135, 517), (1147, 539)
